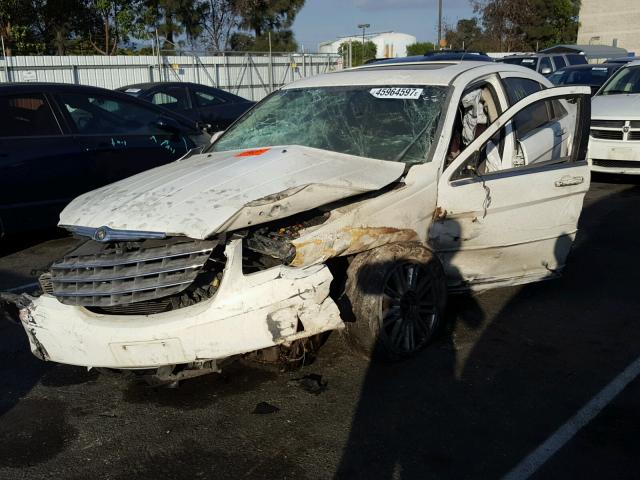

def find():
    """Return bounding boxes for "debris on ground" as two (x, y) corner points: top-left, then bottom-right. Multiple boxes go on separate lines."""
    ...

(252, 401), (280, 414)
(288, 374), (328, 395)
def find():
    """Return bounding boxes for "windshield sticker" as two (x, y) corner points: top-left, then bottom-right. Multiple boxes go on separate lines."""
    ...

(235, 147), (271, 157)
(369, 87), (423, 100)
(522, 59), (535, 63)
(125, 88), (141, 93)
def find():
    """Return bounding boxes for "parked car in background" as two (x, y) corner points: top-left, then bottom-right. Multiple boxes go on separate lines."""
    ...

(11, 61), (592, 385)
(118, 82), (255, 133)
(501, 52), (587, 76)
(0, 83), (209, 237)
(588, 61), (640, 174)
(548, 63), (622, 95)
(371, 50), (494, 65)
(605, 56), (640, 65)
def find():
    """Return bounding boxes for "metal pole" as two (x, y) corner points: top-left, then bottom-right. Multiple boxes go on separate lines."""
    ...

(357, 23), (370, 65)
(437, 0), (443, 47)
(156, 28), (162, 82)
(224, 52), (231, 90)
(268, 32), (273, 93)
(247, 53), (254, 100)
(1, 36), (8, 82)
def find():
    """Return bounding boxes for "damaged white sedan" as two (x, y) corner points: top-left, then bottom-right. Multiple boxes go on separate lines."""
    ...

(12, 61), (592, 383)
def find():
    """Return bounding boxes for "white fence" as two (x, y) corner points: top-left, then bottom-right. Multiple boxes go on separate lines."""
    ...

(0, 53), (341, 101)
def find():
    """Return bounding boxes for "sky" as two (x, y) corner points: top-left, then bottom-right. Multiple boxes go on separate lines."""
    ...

(292, 0), (475, 52)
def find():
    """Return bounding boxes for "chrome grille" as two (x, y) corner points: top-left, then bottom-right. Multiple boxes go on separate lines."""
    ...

(628, 131), (640, 141)
(591, 120), (625, 128)
(50, 237), (217, 307)
(590, 129), (623, 140)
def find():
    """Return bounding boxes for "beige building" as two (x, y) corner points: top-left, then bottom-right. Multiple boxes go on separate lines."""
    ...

(577, 0), (640, 55)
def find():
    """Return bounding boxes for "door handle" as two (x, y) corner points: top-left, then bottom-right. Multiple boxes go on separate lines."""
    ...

(555, 175), (584, 187)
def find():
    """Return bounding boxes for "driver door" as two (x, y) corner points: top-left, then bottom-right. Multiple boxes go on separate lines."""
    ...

(430, 86), (591, 290)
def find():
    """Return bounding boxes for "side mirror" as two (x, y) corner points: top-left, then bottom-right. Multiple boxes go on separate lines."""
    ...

(540, 67), (552, 75)
(155, 116), (183, 135)
(210, 130), (225, 143)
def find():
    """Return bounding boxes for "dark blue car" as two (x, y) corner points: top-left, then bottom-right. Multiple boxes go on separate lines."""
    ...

(118, 82), (255, 133)
(0, 83), (209, 237)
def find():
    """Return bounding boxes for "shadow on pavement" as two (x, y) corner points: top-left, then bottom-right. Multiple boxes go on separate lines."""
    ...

(336, 184), (640, 479)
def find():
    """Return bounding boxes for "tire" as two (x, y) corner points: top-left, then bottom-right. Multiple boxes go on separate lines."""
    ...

(344, 242), (447, 360)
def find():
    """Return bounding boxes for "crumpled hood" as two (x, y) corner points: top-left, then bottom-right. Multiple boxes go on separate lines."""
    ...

(60, 145), (405, 239)
(592, 94), (640, 120)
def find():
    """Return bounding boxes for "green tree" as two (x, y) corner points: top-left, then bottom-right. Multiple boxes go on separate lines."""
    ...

(406, 41), (435, 56)
(444, 18), (493, 51)
(523, 0), (580, 50)
(200, 0), (239, 52)
(229, 29), (297, 52)
(85, 0), (145, 55)
(0, 0), (42, 55)
(338, 40), (376, 67)
(472, 0), (580, 52)
(233, 0), (304, 37)
(31, 0), (92, 55)
(228, 0), (304, 52)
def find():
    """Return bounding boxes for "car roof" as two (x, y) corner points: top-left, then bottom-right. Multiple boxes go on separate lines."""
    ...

(118, 82), (221, 91)
(0, 82), (199, 129)
(556, 63), (620, 71)
(372, 51), (493, 65)
(0, 82), (124, 94)
(606, 56), (640, 63)
(282, 61), (534, 89)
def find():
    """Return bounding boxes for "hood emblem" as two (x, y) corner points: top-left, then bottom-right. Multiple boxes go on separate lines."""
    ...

(623, 125), (630, 133)
(94, 227), (110, 242)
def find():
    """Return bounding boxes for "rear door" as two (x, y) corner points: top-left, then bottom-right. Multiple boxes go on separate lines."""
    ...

(431, 86), (591, 290)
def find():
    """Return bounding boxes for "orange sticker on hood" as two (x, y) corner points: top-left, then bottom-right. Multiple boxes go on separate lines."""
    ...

(235, 148), (271, 157)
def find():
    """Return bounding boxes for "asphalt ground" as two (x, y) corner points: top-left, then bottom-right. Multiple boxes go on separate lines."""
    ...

(0, 175), (639, 480)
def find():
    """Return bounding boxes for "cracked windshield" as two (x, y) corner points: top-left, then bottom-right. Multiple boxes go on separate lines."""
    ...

(211, 85), (449, 163)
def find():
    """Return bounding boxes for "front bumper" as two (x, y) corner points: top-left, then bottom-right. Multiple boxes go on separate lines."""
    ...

(18, 239), (343, 369)
(589, 137), (640, 174)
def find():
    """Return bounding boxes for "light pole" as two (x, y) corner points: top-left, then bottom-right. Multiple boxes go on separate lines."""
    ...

(357, 23), (370, 64)
(437, 0), (443, 48)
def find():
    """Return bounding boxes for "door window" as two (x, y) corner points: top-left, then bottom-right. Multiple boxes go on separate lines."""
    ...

(552, 56), (566, 69)
(58, 92), (168, 135)
(150, 87), (190, 111)
(539, 57), (553, 73)
(0, 94), (61, 137)
(566, 54), (587, 65)
(194, 89), (225, 107)
(452, 94), (582, 179)
(502, 78), (542, 103)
